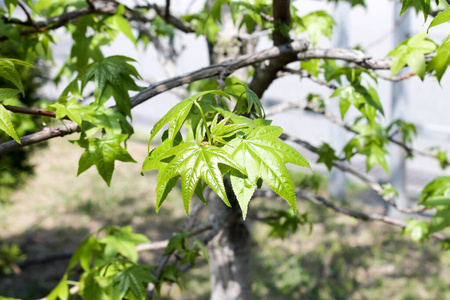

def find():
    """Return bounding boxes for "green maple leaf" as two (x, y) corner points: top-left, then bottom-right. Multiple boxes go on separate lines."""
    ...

(234, 83), (265, 118)
(388, 32), (436, 79)
(154, 142), (246, 214)
(71, 134), (136, 186)
(82, 107), (133, 137)
(68, 236), (102, 272)
(46, 98), (88, 126)
(0, 88), (21, 143)
(0, 105), (20, 143)
(316, 143), (339, 171)
(99, 226), (149, 263)
(297, 11), (335, 46)
(82, 56), (142, 117)
(46, 274), (69, 300)
(331, 83), (384, 122)
(226, 126), (311, 218)
(114, 265), (153, 300)
(427, 34), (450, 82)
(148, 90), (230, 145)
(418, 176), (450, 233)
(0, 59), (24, 95)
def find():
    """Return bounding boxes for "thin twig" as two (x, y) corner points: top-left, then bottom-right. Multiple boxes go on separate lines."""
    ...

(17, 1), (36, 26)
(296, 190), (448, 242)
(3, 105), (62, 119)
(279, 132), (428, 214)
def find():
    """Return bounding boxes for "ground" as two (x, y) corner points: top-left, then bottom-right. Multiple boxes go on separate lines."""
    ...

(1, 136), (450, 300)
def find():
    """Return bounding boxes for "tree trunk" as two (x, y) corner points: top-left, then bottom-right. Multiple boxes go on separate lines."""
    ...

(207, 183), (253, 300)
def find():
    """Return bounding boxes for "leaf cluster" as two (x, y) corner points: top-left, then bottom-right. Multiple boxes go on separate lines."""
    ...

(46, 226), (154, 300)
(143, 88), (311, 219)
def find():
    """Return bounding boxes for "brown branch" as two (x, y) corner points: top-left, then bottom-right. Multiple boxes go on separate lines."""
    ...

(296, 190), (449, 242)
(374, 71), (416, 82)
(279, 132), (428, 214)
(297, 48), (435, 70)
(129, 40), (309, 107)
(278, 68), (439, 162)
(0, 122), (80, 155)
(2, 42), (431, 155)
(17, 1), (35, 27)
(279, 68), (338, 89)
(3, 105), (62, 119)
(248, 0), (294, 97)
(164, 0), (171, 21)
(252, 188), (447, 242)
(0, 1), (194, 42)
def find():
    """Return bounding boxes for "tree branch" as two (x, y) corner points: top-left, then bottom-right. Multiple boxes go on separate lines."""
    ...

(3, 105), (61, 119)
(248, 0), (294, 97)
(253, 188), (447, 242)
(0, 1), (194, 42)
(279, 132), (428, 214)
(296, 190), (448, 242)
(2, 41), (432, 155)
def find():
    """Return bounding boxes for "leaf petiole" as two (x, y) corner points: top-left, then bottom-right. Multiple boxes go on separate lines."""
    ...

(194, 100), (212, 145)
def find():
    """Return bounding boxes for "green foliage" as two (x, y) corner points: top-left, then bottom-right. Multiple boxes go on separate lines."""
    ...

(71, 134), (136, 186)
(3, 0), (450, 297)
(0, 58), (37, 143)
(419, 177), (450, 234)
(430, 146), (449, 169)
(81, 56), (143, 117)
(0, 243), (25, 275)
(386, 120), (417, 146)
(295, 11), (335, 46)
(403, 220), (429, 242)
(47, 226), (154, 300)
(316, 143), (339, 171)
(144, 90), (310, 219)
(388, 33), (436, 80)
(265, 210), (311, 239)
(344, 123), (389, 173)
(428, 8), (450, 31)
(427, 34), (450, 82)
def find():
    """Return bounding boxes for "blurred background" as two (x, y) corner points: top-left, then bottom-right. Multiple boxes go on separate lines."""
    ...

(1, 0), (450, 299)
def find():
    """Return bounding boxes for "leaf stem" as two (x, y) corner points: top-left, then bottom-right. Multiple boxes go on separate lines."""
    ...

(194, 101), (212, 144)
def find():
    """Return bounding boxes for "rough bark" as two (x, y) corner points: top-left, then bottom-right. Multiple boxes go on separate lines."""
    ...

(207, 184), (252, 300)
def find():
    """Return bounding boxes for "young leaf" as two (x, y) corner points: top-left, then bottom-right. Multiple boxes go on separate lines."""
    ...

(82, 107), (133, 138)
(71, 134), (136, 186)
(428, 7), (450, 31)
(0, 59), (24, 95)
(46, 98), (88, 126)
(388, 33), (436, 79)
(234, 83), (265, 118)
(427, 34), (450, 82)
(114, 265), (153, 300)
(155, 142), (246, 214)
(297, 11), (335, 46)
(107, 5), (137, 45)
(46, 274), (69, 300)
(316, 143), (339, 171)
(226, 126), (311, 218)
(419, 0), (431, 21)
(0, 104), (20, 143)
(4, 0), (18, 19)
(419, 176), (450, 204)
(82, 56), (142, 117)
(0, 88), (20, 102)
(99, 226), (149, 263)
(148, 90), (230, 145)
